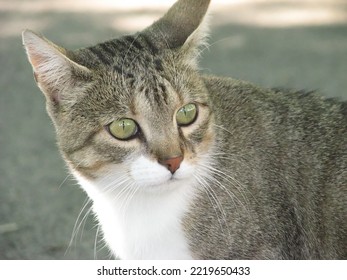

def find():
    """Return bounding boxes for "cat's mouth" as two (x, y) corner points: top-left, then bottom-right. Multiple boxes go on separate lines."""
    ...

(137, 176), (189, 193)
(132, 165), (194, 193)
(164, 175), (182, 185)
(128, 155), (193, 189)
(135, 172), (183, 189)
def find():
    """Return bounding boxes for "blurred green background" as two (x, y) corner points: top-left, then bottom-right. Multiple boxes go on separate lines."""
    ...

(1, 0), (346, 259)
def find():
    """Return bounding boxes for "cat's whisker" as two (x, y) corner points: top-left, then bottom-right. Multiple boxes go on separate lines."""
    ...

(119, 183), (139, 219)
(193, 173), (232, 243)
(115, 185), (133, 204)
(65, 198), (93, 257)
(94, 225), (101, 260)
(198, 167), (238, 206)
(57, 173), (73, 190)
(100, 172), (132, 200)
(195, 164), (252, 222)
(198, 163), (249, 204)
(101, 173), (131, 195)
(110, 179), (136, 203)
(68, 198), (91, 244)
(204, 153), (258, 205)
(200, 170), (248, 220)
(76, 206), (93, 243)
(57, 160), (85, 189)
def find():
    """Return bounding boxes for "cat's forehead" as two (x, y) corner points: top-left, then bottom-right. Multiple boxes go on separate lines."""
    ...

(79, 34), (207, 121)
(88, 34), (166, 73)
(107, 40), (174, 110)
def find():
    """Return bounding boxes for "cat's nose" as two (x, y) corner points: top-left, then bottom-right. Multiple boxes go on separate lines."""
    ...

(158, 156), (183, 174)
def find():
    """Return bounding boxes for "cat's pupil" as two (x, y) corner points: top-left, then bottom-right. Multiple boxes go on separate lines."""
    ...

(108, 118), (138, 140)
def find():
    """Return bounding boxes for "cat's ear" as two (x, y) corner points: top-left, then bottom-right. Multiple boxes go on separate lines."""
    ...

(22, 30), (92, 107)
(142, 0), (210, 66)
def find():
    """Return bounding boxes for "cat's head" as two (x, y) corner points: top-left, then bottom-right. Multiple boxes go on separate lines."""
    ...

(22, 0), (215, 193)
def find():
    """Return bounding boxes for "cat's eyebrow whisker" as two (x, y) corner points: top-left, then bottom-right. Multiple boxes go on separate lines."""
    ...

(120, 34), (140, 96)
(121, 50), (142, 91)
(156, 27), (181, 83)
(199, 36), (238, 54)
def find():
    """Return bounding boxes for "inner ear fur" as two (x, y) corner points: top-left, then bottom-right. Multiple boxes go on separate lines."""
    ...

(22, 29), (92, 105)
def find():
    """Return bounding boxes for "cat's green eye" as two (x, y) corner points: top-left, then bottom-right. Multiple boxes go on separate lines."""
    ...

(176, 103), (198, 126)
(108, 118), (138, 140)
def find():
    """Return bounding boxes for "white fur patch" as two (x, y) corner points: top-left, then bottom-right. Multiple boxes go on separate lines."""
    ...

(74, 156), (198, 259)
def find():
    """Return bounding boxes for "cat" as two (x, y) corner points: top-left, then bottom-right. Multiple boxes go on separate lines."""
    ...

(22, 0), (346, 259)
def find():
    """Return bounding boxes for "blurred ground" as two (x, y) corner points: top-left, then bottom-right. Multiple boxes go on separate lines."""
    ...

(0, 0), (346, 259)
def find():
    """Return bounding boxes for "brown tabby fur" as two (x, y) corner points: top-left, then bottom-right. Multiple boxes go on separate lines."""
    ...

(23, 0), (346, 259)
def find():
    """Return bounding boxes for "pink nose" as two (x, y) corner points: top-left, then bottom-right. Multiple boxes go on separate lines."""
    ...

(159, 156), (183, 174)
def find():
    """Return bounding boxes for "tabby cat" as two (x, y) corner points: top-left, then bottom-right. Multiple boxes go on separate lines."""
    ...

(22, 0), (346, 259)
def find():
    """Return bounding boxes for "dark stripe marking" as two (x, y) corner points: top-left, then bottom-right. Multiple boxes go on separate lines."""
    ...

(113, 65), (122, 75)
(154, 59), (164, 71)
(89, 46), (110, 65)
(159, 83), (168, 105)
(99, 42), (116, 57)
(113, 65), (135, 80)
(124, 35), (144, 52)
(139, 34), (159, 54)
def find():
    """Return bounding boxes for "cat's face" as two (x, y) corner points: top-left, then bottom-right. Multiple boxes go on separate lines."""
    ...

(22, 0), (213, 193)
(62, 44), (214, 193)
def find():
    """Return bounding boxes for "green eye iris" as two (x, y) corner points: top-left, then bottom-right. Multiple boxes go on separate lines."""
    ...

(108, 118), (138, 140)
(176, 103), (197, 126)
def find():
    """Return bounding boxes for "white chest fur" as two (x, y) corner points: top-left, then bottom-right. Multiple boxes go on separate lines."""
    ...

(75, 171), (196, 260)
(97, 183), (194, 259)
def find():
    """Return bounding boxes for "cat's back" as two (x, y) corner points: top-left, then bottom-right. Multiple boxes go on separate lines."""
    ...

(199, 75), (347, 259)
(203, 75), (347, 161)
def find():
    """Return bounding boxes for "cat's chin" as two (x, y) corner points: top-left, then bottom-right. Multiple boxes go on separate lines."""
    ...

(137, 176), (192, 194)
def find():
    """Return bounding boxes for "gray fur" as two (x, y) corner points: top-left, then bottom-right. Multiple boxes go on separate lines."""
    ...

(185, 77), (346, 259)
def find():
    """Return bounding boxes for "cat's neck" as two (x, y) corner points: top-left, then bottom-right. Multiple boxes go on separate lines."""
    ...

(74, 172), (197, 259)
